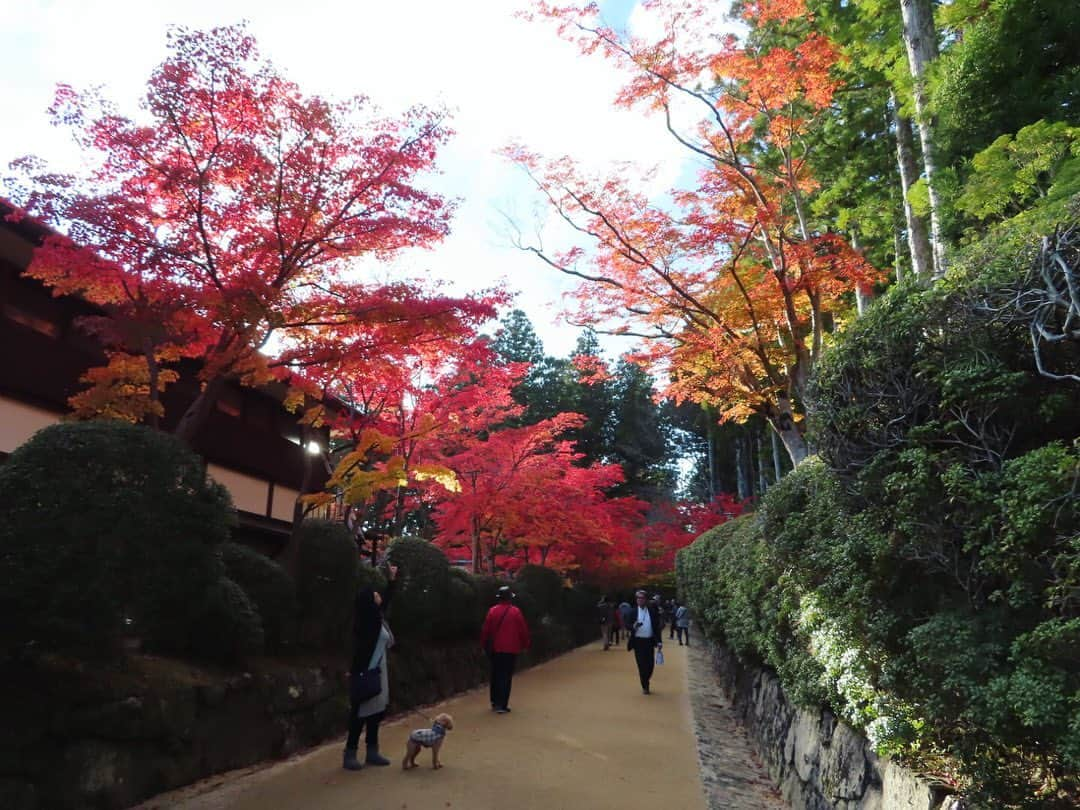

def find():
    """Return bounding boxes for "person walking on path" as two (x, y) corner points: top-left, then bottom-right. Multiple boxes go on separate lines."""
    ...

(480, 585), (531, 714)
(344, 564), (398, 771)
(675, 603), (691, 646)
(617, 597), (633, 646)
(627, 589), (663, 694)
(596, 595), (616, 650)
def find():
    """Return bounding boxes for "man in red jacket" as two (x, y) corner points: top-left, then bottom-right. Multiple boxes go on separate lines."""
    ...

(480, 586), (531, 714)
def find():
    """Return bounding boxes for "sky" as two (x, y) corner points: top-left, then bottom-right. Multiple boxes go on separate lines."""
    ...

(0, 0), (706, 360)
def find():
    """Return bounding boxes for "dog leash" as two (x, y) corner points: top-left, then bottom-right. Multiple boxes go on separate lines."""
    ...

(405, 705), (435, 722)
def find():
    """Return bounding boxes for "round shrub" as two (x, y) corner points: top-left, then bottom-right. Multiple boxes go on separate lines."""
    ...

(188, 577), (265, 664)
(473, 574), (501, 615)
(510, 588), (541, 633)
(443, 567), (479, 639)
(294, 520), (359, 651)
(0, 421), (233, 655)
(515, 565), (565, 620)
(565, 584), (601, 644)
(220, 542), (296, 653)
(386, 538), (450, 641)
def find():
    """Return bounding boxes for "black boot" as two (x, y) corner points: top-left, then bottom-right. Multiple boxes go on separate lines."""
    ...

(343, 748), (363, 770)
(365, 744), (391, 766)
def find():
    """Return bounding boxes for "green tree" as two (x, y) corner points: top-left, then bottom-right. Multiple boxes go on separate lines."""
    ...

(933, 0), (1080, 166)
(609, 359), (673, 499)
(492, 308), (544, 364)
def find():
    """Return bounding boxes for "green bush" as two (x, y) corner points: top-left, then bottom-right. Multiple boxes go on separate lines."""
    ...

(357, 560), (389, 593)
(515, 565), (565, 620)
(565, 584), (602, 645)
(679, 219), (1080, 806)
(0, 421), (233, 656)
(472, 574), (502, 618)
(187, 576), (265, 663)
(220, 542), (296, 653)
(443, 567), (479, 639)
(510, 589), (540, 633)
(386, 538), (451, 641)
(294, 521), (359, 651)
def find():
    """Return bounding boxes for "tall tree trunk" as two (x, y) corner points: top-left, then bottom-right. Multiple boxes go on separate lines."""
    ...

(735, 438), (749, 501)
(893, 227), (906, 285)
(767, 394), (809, 466)
(889, 91), (934, 283)
(143, 337), (160, 430)
(173, 374), (228, 445)
(391, 485), (407, 537)
(773, 423), (809, 466)
(471, 516), (482, 576)
(705, 413), (716, 498)
(756, 430), (768, 493)
(771, 429), (784, 483)
(850, 231), (874, 315)
(899, 0), (946, 278)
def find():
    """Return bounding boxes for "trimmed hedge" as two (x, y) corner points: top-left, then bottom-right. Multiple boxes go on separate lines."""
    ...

(294, 521), (359, 651)
(386, 538), (452, 641)
(516, 564), (566, 620)
(0, 421), (233, 657)
(188, 576), (265, 663)
(678, 233), (1080, 807)
(221, 542), (296, 653)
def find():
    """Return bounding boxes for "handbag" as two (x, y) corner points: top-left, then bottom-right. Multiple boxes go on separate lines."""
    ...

(350, 665), (382, 703)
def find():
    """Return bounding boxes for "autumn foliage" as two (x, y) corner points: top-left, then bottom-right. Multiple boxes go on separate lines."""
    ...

(10, 24), (495, 440)
(6, 21), (747, 588)
(512, 0), (882, 464)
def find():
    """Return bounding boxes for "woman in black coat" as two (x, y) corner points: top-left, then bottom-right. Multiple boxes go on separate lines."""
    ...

(343, 564), (397, 771)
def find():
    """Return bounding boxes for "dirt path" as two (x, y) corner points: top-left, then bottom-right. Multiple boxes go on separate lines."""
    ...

(137, 639), (784, 810)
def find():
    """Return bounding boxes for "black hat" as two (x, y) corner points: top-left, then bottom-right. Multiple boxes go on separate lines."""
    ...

(496, 586), (515, 600)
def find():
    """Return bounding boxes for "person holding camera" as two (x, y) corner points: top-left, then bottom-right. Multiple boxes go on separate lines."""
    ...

(627, 589), (663, 694)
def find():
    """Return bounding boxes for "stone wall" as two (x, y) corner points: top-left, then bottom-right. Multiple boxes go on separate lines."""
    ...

(708, 645), (967, 810)
(0, 640), (493, 810)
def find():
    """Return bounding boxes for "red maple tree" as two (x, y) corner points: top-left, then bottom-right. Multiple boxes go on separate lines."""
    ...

(638, 493), (746, 575)
(9, 24), (496, 441)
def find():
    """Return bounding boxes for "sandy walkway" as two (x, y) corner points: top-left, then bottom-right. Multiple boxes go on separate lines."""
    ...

(138, 639), (779, 810)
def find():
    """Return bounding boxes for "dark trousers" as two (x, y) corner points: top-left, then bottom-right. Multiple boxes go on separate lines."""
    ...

(631, 638), (656, 689)
(677, 626), (689, 645)
(346, 705), (384, 751)
(490, 652), (517, 709)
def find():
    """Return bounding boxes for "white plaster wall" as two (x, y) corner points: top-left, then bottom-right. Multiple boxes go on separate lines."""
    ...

(271, 486), (300, 523)
(0, 396), (62, 454)
(207, 463), (270, 516)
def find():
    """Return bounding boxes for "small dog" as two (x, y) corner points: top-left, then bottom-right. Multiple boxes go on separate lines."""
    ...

(402, 712), (454, 770)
